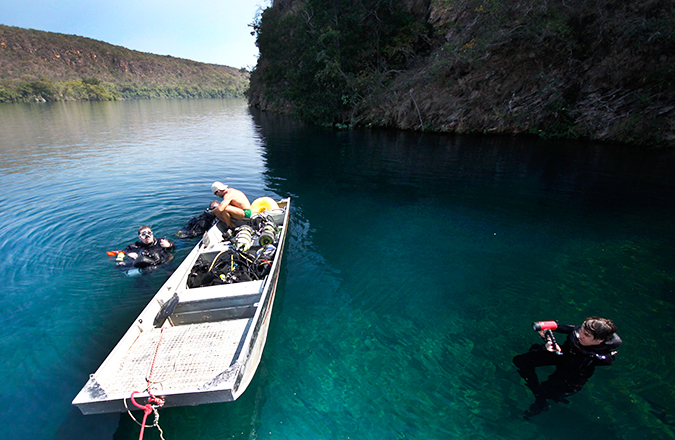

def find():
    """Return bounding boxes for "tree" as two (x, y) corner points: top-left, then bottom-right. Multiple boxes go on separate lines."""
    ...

(251, 0), (433, 126)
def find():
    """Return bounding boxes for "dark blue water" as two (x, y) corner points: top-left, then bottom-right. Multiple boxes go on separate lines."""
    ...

(1, 100), (674, 440)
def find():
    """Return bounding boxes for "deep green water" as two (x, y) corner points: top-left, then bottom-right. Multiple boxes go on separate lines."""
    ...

(1, 99), (674, 440)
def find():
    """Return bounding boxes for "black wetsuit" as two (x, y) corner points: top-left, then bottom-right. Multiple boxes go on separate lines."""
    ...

(121, 238), (175, 269)
(176, 207), (217, 238)
(513, 325), (621, 407)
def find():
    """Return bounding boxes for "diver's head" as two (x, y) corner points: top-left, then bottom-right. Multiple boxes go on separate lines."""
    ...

(138, 225), (154, 244)
(212, 181), (228, 197)
(579, 317), (617, 346)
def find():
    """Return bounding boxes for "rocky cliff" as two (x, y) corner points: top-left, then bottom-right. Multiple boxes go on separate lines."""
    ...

(249, 0), (675, 147)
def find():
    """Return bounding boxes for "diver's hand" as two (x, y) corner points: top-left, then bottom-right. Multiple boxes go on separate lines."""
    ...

(127, 252), (138, 259)
(159, 238), (170, 248)
(545, 340), (562, 353)
(539, 330), (561, 353)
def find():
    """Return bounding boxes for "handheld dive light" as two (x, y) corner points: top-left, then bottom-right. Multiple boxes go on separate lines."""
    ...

(532, 321), (563, 355)
(532, 321), (557, 331)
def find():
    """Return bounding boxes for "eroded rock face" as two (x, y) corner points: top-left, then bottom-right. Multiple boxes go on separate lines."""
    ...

(252, 0), (675, 146)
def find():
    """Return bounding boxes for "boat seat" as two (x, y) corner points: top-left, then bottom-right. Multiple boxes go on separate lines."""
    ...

(169, 280), (264, 325)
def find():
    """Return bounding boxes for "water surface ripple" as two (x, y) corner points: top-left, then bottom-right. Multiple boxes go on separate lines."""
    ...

(0, 100), (674, 440)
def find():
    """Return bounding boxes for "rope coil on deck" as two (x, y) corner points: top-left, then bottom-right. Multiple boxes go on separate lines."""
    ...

(126, 327), (168, 440)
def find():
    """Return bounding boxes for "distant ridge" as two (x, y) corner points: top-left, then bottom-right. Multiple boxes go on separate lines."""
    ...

(0, 24), (249, 102)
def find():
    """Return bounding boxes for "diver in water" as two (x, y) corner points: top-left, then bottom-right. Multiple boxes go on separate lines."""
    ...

(176, 201), (219, 238)
(513, 316), (621, 418)
(117, 226), (175, 273)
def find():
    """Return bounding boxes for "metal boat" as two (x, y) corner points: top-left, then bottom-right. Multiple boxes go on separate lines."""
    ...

(73, 198), (290, 415)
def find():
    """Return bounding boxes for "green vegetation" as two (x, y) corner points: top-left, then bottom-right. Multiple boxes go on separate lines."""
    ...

(249, 0), (433, 126)
(249, 0), (675, 146)
(0, 25), (249, 102)
(0, 77), (115, 102)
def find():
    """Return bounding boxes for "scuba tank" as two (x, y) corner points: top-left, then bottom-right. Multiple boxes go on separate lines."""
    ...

(259, 223), (277, 246)
(250, 212), (278, 246)
(233, 225), (254, 251)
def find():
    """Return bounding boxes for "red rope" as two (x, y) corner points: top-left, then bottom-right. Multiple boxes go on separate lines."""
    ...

(146, 327), (166, 406)
(129, 327), (167, 440)
(130, 391), (154, 440)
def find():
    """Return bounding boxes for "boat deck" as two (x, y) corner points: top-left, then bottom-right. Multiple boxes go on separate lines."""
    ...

(97, 318), (251, 398)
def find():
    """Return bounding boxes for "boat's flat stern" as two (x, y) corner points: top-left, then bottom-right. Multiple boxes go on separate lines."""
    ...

(72, 318), (251, 414)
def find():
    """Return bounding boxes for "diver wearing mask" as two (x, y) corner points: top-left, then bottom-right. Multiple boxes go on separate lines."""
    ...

(119, 225), (175, 271)
(513, 317), (621, 417)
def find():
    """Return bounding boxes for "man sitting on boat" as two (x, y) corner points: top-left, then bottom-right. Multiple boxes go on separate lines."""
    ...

(211, 181), (251, 229)
(117, 226), (175, 272)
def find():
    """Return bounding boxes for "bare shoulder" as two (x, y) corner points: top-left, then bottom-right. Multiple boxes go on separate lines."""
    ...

(230, 188), (251, 208)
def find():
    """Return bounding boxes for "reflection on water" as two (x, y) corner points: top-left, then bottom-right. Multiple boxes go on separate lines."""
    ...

(251, 108), (675, 439)
(0, 100), (674, 440)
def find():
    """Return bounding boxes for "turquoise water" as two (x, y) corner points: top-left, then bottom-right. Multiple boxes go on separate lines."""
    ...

(1, 100), (674, 439)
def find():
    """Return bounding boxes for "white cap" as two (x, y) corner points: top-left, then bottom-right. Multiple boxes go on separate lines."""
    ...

(211, 181), (227, 194)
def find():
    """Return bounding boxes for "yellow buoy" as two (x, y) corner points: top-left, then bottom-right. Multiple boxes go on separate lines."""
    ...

(251, 197), (279, 213)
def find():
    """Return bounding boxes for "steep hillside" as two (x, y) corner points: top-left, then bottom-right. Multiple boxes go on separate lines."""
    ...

(249, 0), (675, 147)
(0, 25), (249, 102)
